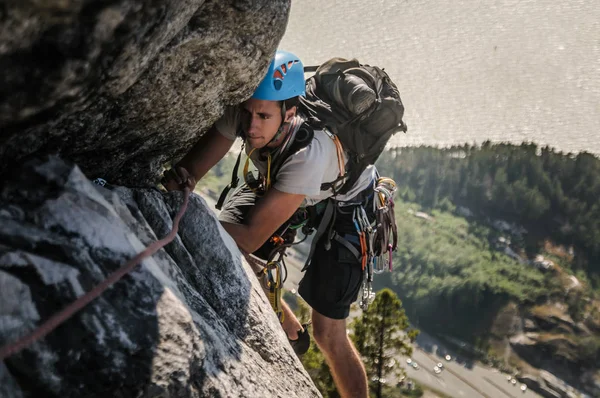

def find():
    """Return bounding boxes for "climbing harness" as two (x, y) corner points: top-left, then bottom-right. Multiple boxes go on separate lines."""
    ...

(0, 187), (191, 361)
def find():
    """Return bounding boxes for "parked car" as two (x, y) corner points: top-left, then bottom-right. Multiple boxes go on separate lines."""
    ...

(520, 384), (527, 392)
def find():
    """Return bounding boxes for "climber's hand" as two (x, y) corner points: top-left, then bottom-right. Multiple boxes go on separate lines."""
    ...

(161, 166), (196, 192)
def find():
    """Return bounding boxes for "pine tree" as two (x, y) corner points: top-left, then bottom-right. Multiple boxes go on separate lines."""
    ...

(350, 289), (419, 398)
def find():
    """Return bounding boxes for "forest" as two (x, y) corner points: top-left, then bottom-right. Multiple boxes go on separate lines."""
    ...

(375, 142), (600, 281)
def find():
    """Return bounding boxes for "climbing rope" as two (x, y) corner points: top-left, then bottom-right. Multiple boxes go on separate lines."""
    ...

(0, 187), (191, 361)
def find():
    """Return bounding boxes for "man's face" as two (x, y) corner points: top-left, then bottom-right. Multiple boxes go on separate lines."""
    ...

(240, 98), (283, 149)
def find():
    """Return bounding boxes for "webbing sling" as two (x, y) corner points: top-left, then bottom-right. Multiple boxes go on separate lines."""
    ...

(301, 200), (364, 271)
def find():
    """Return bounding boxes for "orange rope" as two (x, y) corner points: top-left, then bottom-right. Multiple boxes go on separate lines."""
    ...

(359, 231), (367, 271)
(0, 187), (191, 361)
(332, 135), (345, 177)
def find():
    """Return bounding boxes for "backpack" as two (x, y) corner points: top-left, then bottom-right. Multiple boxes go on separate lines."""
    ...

(300, 57), (407, 194)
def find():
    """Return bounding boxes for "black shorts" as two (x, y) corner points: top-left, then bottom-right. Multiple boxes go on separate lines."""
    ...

(298, 233), (364, 320)
(219, 183), (373, 320)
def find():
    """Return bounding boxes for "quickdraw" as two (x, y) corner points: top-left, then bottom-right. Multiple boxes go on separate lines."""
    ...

(257, 253), (287, 323)
(255, 227), (309, 323)
(353, 176), (399, 311)
(353, 205), (375, 310)
(373, 177), (398, 274)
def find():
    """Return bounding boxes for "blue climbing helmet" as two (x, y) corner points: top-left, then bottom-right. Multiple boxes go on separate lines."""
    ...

(252, 50), (305, 101)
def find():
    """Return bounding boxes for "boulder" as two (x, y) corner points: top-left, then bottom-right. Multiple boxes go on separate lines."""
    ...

(0, 157), (320, 398)
(0, 0), (290, 186)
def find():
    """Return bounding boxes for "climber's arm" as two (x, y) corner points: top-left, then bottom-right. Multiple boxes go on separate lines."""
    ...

(221, 188), (305, 254)
(163, 126), (234, 191)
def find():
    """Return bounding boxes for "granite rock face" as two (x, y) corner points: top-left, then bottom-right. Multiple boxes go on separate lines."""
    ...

(0, 157), (320, 398)
(0, 0), (290, 186)
(0, 2), (320, 397)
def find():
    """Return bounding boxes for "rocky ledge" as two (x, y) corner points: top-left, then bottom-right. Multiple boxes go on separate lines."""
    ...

(0, 157), (320, 398)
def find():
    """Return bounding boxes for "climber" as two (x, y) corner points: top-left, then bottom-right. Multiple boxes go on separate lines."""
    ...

(162, 50), (373, 398)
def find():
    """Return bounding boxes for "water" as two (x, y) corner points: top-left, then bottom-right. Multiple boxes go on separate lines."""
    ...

(280, 0), (600, 154)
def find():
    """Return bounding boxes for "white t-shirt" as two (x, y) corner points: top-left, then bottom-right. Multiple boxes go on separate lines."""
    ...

(215, 106), (376, 206)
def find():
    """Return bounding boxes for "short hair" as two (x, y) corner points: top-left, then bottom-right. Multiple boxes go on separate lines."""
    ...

(280, 96), (300, 110)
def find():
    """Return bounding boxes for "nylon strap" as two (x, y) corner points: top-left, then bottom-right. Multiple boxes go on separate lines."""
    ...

(215, 145), (244, 210)
(389, 202), (398, 250)
(302, 199), (335, 271)
(319, 130), (347, 193)
(332, 232), (361, 260)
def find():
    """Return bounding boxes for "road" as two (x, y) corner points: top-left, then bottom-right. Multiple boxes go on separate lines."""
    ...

(402, 331), (543, 398)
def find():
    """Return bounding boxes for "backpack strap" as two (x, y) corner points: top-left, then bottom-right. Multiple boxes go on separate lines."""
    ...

(319, 129), (347, 194)
(271, 121), (315, 177)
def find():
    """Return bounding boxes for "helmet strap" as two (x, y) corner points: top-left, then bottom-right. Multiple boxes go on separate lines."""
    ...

(280, 101), (287, 122)
(266, 102), (289, 147)
(260, 116), (298, 161)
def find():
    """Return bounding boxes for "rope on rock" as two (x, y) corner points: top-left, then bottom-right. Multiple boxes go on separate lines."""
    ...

(0, 188), (191, 361)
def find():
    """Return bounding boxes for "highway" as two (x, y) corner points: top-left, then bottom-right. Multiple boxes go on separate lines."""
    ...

(401, 331), (543, 398)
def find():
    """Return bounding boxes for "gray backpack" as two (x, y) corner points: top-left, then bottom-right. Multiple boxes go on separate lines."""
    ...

(301, 58), (407, 194)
